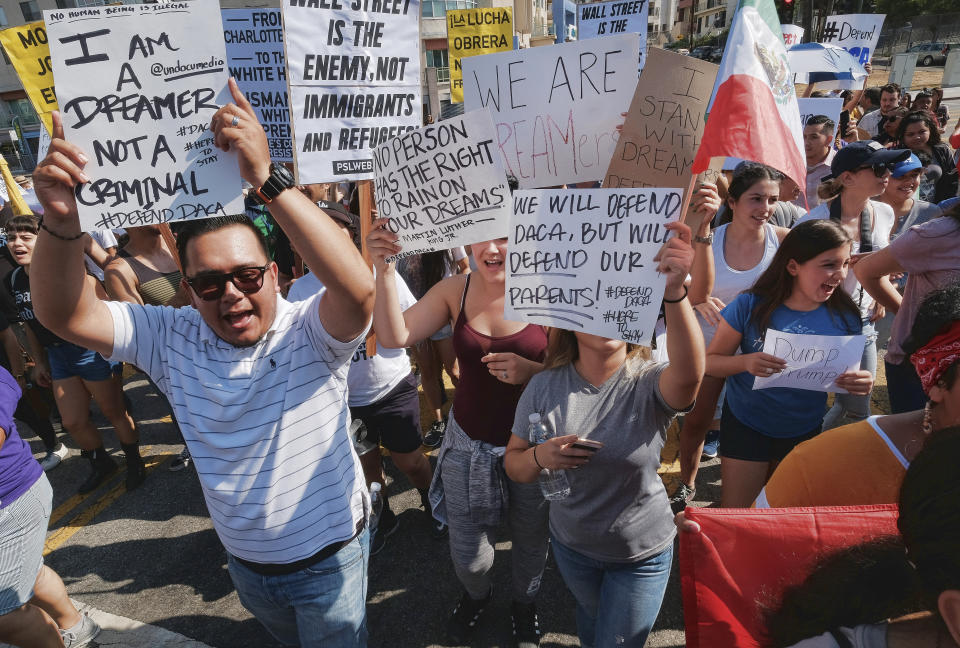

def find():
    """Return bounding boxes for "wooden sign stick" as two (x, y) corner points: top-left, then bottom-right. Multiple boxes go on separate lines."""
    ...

(358, 179), (377, 356)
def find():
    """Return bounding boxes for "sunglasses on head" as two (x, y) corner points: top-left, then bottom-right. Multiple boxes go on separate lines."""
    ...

(855, 163), (892, 178)
(186, 265), (269, 301)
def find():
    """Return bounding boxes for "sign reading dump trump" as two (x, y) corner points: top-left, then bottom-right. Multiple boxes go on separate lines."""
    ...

(447, 8), (513, 104)
(222, 9), (291, 162)
(505, 187), (681, 344)
(373, 110), (510, 261)
(753, 330), (866, 393)
(45, 2), (244, 232)
(462, 34), (639, 189)
(577, 0), (648, 72)
(284, 0), (421, 182)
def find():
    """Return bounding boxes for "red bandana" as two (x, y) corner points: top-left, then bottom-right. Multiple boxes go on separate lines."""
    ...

(911, 321), (960, 394)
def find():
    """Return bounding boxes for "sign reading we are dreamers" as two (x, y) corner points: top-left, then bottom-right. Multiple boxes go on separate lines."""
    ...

(44, 2), (244, 232)
(447, 8), (513, 104)
(285, 0), (421, 182)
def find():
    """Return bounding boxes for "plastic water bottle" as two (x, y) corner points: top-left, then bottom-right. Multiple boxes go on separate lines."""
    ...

(528, 413), (570, 500)
(369, 482), (383, 535)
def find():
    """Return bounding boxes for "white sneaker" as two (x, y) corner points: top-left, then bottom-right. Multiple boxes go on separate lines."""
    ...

(39, 444), (69, 472)
(61, 613), (100, 648)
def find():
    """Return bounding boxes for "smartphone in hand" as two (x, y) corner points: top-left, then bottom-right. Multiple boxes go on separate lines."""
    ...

(570, 439), (604, 453)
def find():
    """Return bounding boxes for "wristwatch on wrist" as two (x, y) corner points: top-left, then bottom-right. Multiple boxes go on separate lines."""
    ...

(252, 162), (295, 205)
(693, 232), (714, 244)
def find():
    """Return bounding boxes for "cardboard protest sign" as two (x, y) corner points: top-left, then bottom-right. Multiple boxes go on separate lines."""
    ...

(604, 47), (718, 190)
(753, 330), (866, 393)
(505, 187), (681, 344)
(797, 97), (842, 138)
(284, 0), (421, 183)
(372, 110), (510, 261)
(222, 9), (291, 162)
(577, 0), (648, 72)
(781, 24), (803, 48)
(447, 8), (512, 103)
(818, 14), (885, 66)
(463, 35), (639, 189)
(0, 22), (58, 135)
(45, 2), (244, 231)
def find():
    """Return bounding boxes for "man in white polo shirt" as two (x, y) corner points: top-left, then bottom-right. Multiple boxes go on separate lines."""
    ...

(29, 80), (375, 647)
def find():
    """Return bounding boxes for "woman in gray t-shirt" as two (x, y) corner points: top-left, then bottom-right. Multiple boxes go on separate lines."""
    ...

(504, 222), (704, 648)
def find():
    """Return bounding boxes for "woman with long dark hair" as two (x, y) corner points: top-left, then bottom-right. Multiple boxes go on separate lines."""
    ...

(896, 111), (958, 202)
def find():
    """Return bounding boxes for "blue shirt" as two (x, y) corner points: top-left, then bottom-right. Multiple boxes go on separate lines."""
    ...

(0, 367), (41, 508)
(721, 293), (861, 438)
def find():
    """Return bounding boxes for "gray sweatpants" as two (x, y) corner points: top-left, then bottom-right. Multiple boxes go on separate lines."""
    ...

(439, 446), (550, 602)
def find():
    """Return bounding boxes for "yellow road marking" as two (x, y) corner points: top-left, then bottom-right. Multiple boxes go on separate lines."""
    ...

(44, 452), (174, 556)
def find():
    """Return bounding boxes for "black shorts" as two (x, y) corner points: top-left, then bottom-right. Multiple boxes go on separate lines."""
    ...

(718, 403), (821, 463)
(349, 373), (422, 454)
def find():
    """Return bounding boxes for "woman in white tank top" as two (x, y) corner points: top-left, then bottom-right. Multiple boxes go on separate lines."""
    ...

(671, 163), (793, 511)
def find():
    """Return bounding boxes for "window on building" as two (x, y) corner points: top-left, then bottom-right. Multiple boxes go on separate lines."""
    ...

(9, 98), (38, 124)
(55, 0), (76, 8)
(19, 0), (41, 21)
(0, 7), (7, 27)
(425, 49), (449, 82)
(422, 0), (477, 18)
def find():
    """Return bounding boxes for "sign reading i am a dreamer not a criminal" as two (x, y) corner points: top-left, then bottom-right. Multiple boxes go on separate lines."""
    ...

(0, 22), (58, 135)
(285, 0), (421, 183)
(222, 8), (291, 162)
(447, 8), (513, 104)
(373, 110), (510, 261)
(44, 2), (244, 232)
(505, 187), (681, 345)
(462, 34), (639, 189)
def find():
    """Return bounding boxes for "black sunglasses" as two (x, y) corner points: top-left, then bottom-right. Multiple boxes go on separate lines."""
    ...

(855, 163), (892, 178)
(186, 265), (269, 301)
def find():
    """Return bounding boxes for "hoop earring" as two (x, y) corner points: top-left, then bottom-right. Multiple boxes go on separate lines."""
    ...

(922, 400), (934, 436)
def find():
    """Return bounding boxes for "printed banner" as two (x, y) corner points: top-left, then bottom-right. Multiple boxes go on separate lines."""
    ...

(505, 187), (681, 344)
(463, 35), (640, 189)
(45, 2), (244, 231)
(447, 8), (513, 104)
(577, 0), (648, 72)
(797, 97), (842, 138)
(0, 22), (57, 135)
(222, 9), (291, 162)
(818, 14), (885, 66)
(781, 23), (803, 48)
(604, 47), (717, 189)
(285, 0), (421, 183)
(372, 110), (510, 260)
(753, 330), (866, 393)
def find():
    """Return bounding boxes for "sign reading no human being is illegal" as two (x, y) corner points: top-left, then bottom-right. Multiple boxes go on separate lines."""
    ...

(373, 110), (510, 261)
(505, 187), (681, 345)
(44, 2), (244, 232)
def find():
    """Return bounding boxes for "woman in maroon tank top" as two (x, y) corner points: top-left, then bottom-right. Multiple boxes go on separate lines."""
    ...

(368, 225), (550, 646)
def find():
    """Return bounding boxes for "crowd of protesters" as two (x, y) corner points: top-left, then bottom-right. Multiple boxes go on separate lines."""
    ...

(0, 57), (957, 648)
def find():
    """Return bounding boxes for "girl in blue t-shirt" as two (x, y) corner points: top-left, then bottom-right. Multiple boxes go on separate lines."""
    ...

(706, 220), (874, 507)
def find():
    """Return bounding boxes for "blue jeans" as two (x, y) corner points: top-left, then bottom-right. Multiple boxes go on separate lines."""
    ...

(550, 534), (673, 648)
(226, 528), (370, 648)
(823, 320), (877, 430)
(885, 358), (927, 414)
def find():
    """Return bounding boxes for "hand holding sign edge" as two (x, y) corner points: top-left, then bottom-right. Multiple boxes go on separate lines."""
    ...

(210, 78), (270, 187)
(33, 111), (87, 226)
(654, 221), (694, 298)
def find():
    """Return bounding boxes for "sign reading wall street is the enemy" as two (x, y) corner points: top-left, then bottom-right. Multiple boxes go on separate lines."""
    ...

(222, 9), (291, 162)
(285, 0), (421, 182)
(463, 35), (639, 189)
(505, 187), (681, 344)
(447, 8), (512, 104)
(373, 110), (510, 261)
(0, 22), (58, 135)
(577, 0), (648, 72)
(45, 3), (244, 232)
(753, 330), (866, 393)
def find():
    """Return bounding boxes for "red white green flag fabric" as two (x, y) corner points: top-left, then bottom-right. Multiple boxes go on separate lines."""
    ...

(691, 0), (806, 194)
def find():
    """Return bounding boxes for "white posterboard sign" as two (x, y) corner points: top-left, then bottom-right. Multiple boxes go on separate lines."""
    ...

(577, 0), (648, 73)
(782, 24), (804, 48)
(818, 14), (885, 66)
(797, 97), (843, 138)
(36, 124), (51, 163)
(284, 0), (421, 183)
(44, 3), (244, 231)
(373, 110), (511, 261)
(462, 34), (640, 189)
(753, 330), (866, 393)
(505, 187), (682, 344)
(222, 9), (291, 162)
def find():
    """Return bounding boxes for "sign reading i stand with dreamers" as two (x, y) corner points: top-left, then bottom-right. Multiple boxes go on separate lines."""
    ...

(505, 187), (681, 345)
(373, 110), (510, 261)
(818, 14), (885, 66)
(284, 0), (421, 183)
(0, 22), (58, 135)
(447, 8), (513, 104)
(577, 0), (648, 72)
(462, 34), (639, 189)
(222, 9), (291, 162)
(44, 2), (244, 232)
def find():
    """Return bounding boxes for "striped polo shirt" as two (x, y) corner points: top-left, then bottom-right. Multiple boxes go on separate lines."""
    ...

(105, 295), (368, 564)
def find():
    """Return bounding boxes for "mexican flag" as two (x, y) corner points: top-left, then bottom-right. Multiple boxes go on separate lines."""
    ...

(691, 0), (806, 195)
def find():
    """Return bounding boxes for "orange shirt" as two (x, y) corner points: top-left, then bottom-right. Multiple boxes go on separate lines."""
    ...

(755, 417), (908, 508)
